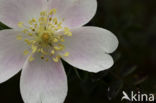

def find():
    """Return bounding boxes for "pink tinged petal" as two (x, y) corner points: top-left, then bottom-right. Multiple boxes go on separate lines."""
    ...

(20, 53), (67, 103)
(62, 27), (119, 73)
(0, 0), (46, 28)
(0, 30), (28, 83)
(48, 0), (97, 28)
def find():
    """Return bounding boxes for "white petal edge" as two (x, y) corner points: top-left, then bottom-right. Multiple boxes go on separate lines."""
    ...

(62, 26), (118, 73)
(20, 53), (68, 103)
(0, 0), (46, 28)
(48, 0), (97, 28)
(0, 29), (28, 83)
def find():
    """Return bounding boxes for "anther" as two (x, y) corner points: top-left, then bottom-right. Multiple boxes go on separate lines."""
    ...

(51, 50), (55, 55)
(29, 56), (35, 62)
(24, 50), (29, 55)
(18, 22), (24, 28)
(53, 56), (60, 62)
(49, 9), (56, 15)
(64, 52), (69, 57)
(40, 11), (46, 16)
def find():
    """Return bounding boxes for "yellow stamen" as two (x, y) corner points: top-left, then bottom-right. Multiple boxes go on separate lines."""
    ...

(40, 11), (46, 16)
(60, 38), (65, 42)
(53, 38), (58, 42)
(28, 33), (33, 36)
(39, 17), (45, 22)
(29, 56), (35, 62)
(49, 9), (56, 15)
(29, 19), (36, 25)
(32, 45), (37, 53)
(64, 52), (69, 57)
(54, 46), (61, 51)
(53, 56), (60, 62)
(22, 29), (29, 34)
(18, 22), (24, 28)
(24, 39), (31, 45)
(17, 8), (72, 62)
(41, 48), (47, 55)
(58, 44), (65, 50)
(24, 50), (29, 55)
(51, 50), (55, 55)
(53, 17), (58, 24)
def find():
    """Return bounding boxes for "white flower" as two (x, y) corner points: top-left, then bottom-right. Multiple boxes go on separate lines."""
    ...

(0, 0), (118, 103)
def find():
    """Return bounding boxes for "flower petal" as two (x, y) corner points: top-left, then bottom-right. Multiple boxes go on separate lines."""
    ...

(48, 0), (97, 28)
(0, 0), (46, 28)
(62, 26), (118, 73)
(0, 29), (28, 83)
(20, 53), (67, 103)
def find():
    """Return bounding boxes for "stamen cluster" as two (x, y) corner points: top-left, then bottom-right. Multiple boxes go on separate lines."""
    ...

(17, 9), (72, 62)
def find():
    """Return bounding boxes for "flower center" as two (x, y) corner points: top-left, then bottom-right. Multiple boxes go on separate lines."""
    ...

(42, 33), (50, 41)
(17, 9), (72, 62)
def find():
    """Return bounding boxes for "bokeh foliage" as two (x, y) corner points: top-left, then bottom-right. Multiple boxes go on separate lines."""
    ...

(0, 0), (156, 103)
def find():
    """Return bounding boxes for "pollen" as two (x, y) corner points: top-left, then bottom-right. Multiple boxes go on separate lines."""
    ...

(18, 22), (24, 28)
(51, 50), (55, 55)
(53, 38), (58, 43)
(64, 52), (69, 57)
(29, 56), (35, 62)
(17, 8), (72, 62)
(53, 56), (60, 63)
(49, 9), (56, 15)
(24, 50), (29, 55)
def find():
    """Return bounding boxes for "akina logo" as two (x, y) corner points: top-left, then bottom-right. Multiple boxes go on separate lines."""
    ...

(121, 91), (155, 102)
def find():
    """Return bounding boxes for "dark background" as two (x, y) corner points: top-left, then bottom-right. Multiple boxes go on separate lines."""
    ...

(0, 0), (156, 103)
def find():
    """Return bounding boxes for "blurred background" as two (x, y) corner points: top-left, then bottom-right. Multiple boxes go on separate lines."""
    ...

(0, 0), (156, 103)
